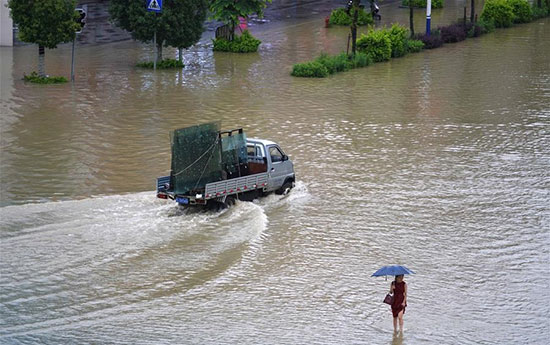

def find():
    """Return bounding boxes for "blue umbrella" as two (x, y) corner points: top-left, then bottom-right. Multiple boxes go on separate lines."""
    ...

(371, 265), (415, 277)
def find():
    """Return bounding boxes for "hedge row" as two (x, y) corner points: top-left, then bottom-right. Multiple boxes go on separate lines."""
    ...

(291, 52), (373, 78)
(481, 0), (550, 28)
(291, 0), (549, 78)
(292, 24), (424, 78)
(23, 72), (67, 84)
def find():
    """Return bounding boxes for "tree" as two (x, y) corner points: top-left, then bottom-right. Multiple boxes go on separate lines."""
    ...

(409, 1), (415, 37)
(164, 0), (208, 63)
(109, 0), (208, 62)
(210, 0), (271, 40)
(350, 0), (361, 55)
(8, 0), (80, 77)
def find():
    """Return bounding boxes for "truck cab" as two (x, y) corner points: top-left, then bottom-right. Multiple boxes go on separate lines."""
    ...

(246, 138), (295, 193)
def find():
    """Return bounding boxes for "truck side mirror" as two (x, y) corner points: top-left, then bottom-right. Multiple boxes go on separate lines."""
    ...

(282, 155), (288, 161)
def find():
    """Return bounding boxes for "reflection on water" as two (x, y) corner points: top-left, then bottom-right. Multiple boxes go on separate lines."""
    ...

(0, 2), (549, 344)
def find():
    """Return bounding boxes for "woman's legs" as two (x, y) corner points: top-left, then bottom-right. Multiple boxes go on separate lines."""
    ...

(397, 310), (404, 331)
(393, 316), (398, 332)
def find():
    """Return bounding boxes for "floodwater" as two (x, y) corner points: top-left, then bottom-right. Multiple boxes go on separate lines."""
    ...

(1, 1), (549, 344)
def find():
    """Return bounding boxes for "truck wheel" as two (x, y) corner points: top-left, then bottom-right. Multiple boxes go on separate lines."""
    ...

(276, 181), (294, 195)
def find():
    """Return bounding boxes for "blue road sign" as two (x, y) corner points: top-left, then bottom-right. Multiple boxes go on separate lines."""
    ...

(147, 0), (162, 13)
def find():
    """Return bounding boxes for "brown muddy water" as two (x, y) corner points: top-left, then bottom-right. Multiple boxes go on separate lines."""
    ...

(1, 2), (549, 344)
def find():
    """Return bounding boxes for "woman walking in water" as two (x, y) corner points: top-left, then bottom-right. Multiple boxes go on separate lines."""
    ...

(390, 274), (407, 333)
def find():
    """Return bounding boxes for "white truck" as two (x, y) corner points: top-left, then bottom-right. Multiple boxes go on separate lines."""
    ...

(156, 125), (295, 208)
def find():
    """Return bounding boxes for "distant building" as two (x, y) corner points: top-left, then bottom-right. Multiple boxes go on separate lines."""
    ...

(1, 0), (13, 46)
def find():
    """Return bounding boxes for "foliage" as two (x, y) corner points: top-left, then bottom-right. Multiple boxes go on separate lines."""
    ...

(405, 39), (424, 53)
(402, 0), (444, 9)
(480, 0), (515, 28)
(356, 30), (392, 62)
(438, 23), (467, 43)
(388, 24), (409, 58)
(291, 52), (372, 78)
(8, 0), (80, 49)
(23, 72), (67, 84)
(507, 0), (532, 23)
(291, 61), (329, 78)
(210, 0), (271, 27)
(532, 2), (550, 19)
(213, 30), (262, 53)
(414, 32), (444, 49)
(329, 7), (374, 26)
(136, 58), (185, 69)
(109, 0), (208, 53)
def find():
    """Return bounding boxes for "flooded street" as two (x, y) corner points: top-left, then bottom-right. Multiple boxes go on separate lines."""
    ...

(1, 1), (549, 344)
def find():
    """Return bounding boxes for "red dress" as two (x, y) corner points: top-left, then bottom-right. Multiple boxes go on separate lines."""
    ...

(391, 281), (406, 317)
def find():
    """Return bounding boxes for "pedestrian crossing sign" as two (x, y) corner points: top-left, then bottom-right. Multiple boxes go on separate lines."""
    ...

(147, 0), (162, 12)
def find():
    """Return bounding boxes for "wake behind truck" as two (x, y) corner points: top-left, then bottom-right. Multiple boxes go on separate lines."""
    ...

(156, 122), (295, 207)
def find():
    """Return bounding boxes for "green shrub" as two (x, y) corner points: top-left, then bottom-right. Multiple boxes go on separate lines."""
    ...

(23, 71), (67, 84)
(388, 24), (409, 58)
(405, 39), (424, 53)
(291, 61), (329, 78)
(507, 0), (532, 23)
(212, 30), (261, 53)
(349, 52), (373, 68)
(532, 2), (550, 19)
(136, 58), (184, 69)
(402, 0), (443, 9)
(481, 0), (515, 27)
(356, 30), (392, 62)
(316, 53), (350, 74)
(329, 7), (374, 26)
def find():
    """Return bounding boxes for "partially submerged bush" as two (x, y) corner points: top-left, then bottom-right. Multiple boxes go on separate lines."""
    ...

(439, 23), (468, 43)
(532, 2), (550, 19)
(357, 30), (392, 62)
(388, 24), (409, 58)
(402, 0), (443, 8)
(213, 30), (261, 53)
(291, 61), (329, 78)
(508, 0), (532, 23)
(23, 71), (67, 84)
(329, 7), (374, 26)
(414, 32), (444, 49)
(405, 39), (424, 53)
(291, 52), (372, 78)
(136, 58), (184, 69)
(481, 0), (515, 28)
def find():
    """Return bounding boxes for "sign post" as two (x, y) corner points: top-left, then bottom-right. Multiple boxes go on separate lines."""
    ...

(146, 0), (162, 71)
(71, 8), (86, 82)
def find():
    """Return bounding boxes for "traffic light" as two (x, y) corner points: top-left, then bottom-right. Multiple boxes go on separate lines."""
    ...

(75, 8), (86, 33)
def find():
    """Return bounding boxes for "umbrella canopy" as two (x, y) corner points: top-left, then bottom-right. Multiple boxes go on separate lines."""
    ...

(371, 265), (415, 277)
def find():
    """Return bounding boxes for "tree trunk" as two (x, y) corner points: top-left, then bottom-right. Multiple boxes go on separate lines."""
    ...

(38, 45), (45, 77)
(409, 5), (415, 37)
(156, 41), (163, 62)
(470, 0), (475, 23)
(350, 0), (360, 55)
(178, 48), (183, 63)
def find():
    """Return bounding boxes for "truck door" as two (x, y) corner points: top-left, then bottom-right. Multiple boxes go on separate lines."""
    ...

(267, 145), (292, 191)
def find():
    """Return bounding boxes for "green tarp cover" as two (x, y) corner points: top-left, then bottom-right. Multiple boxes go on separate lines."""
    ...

(170, 122), (222, 195)
(170, 122), (248, 195)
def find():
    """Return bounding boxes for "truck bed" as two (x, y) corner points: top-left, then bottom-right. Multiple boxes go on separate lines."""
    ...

(157, 172), (268, 205)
